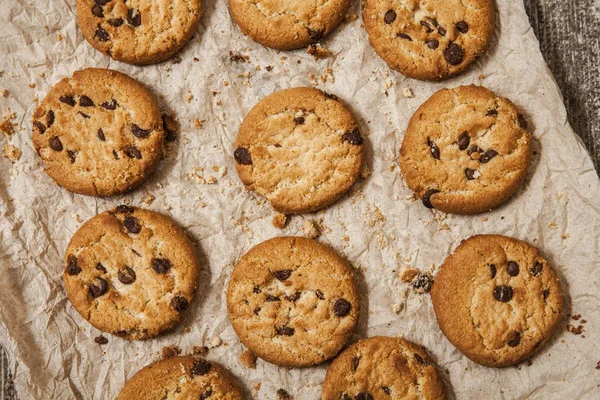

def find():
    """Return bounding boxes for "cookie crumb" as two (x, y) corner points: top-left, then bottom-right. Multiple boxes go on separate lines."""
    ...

(2, 145), (21, 163)
(207, 336), (222, 348)
(392, 303), (403, 314)
(0, 111), (16, 136)
(240, 350), (257, 369)
(162, 113), (179, 142)
(161, 345), (181, 359)
(93, 335), (108, 345)
(344, 13), (358, 23)
(360, 164), (371, 179)
(272, 213), (288, 229)
(1, 89), (8, 97)
(306, 43), (332, 59)
(412, 272), (433, 293)
(229, 51), (249, 63)
(399, 267), (419, 282)
(194, 118), (206, 129)
(56, 33), (63, 41)
(403, 87), (415, 98)
(29, 82), (36, 88)
(171, 56), (182, 64)
(142, 193), (155, 205)
(192, 346), (209, 356)
(567, 324), (584, 335)
(302, 219), (319, 239)
(277, 389), (292, 400)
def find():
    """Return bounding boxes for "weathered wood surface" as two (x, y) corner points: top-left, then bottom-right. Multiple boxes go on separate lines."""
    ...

(1, 0), (599, 398)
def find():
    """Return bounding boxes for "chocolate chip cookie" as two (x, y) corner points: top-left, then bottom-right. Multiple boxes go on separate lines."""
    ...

(226, 236), (359, 367)
(399, 85), (532, 214)
(364, 0), (495, 80)
(322, 336), (447, 400)
(430, 235), (564, 367)
(32, 68), (164, 196)
(64, 206), (199, 340)
(229, 0), (351, 50)
(233, 87), (364, 214)
(117, 356), (244, 400)
(77, 0), (202, 64)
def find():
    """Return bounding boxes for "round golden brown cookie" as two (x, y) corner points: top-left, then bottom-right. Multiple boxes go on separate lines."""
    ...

(430, 235), (564, 368)
(399, 85), (532, 214)
(322, 336), (447, 400)
(229, 0), (350, 50)
(364, 0), (495, 80)
(226, 236), (359, 367)
(77, 0), (202, 65)
(233, 87), (364, 214)
(117, 356), (244, 400)
(32, 68), (165, 196)
(64, 206), (199, 340)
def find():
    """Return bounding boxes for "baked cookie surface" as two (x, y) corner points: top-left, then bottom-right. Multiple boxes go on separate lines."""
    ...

(226, 236), (359, 367)
(364, 0), (495, 80)
(117, 356), (244, 400)
(322, 336), (446, 400)
(430, 235), (564, 367)
(233, 87), (364, 214)
(399, 85), (532, 214)
(64, 206), (199, 340)
(32, 68), (164, 196)
(77, 0), (202, 64)
(229, 0), (351, 50)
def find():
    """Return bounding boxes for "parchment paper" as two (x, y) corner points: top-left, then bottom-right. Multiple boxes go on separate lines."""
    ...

(1, 0), (599, 398)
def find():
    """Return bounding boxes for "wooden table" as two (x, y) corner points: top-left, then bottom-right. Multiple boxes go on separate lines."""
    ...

(1, 0), (599, 398)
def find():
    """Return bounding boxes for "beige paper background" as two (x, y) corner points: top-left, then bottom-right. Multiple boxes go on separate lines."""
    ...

(1, 0), (599, 398)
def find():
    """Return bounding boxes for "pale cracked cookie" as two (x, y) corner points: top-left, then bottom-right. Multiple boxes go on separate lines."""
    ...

(226, 236), (359, 367)
(117, 356), (244, 400)
(77, 0), (202, 65)
(229, 0), (351, 50)
(32, 68), (164, 196)
(64, 206), (199, 340)
(322, 336), (447, 400)
(430, 235), (564, 367)
(233, 87), (364, 214)
(364, 0), (495, 80)
(399, 85), (532, 214)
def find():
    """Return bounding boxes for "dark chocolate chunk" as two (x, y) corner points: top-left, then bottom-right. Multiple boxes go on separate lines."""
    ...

(384, 10), (397, 24)
(108, 18), (124, 27)
(341, 395), (352, 400)
(95, 263), (107, 273)
(127, 8), (141, 26)
(285, 292), (301, 302)
(162, 114), (177, 142)
(190, 359), (212, 376)
(456, 21), (469, 33)
(420, 20), (433, 33)
(123, 145), (142, 159)
(489, 264), (497, 278)
(66, 255), (81, 275)
(95, 0), (110, 5)
(518, 114), (528, 129)
(102, 99), (118, 110)
(265, 294), (280, 302)
(467, 145), (483, 159)
(59, 95), (76, 106)
(355, 393), (374, 400)
(276, 389), (291, 400)
(413, 273), (433, 293)
(479, 149), (498, 163)
(507, 261), (520, 277)
(294, 116), (305, 125)
(171, 296), (189, 312)
(307, 28), (324, 42)
(530, 261), (543, 277)
(422, 189), (440, 209)
(333, 298), (351, 317)
(397, 33), (412, 41)
(115, 205), (134, 214)
(486, 109), (498, 117)
(273, 270), (292, 281)
(67, 150), (76, 163)
(234, 147), (252, 165)
(458, 131), (470, 150)
(92, 4), (104, 18)
(341, 128), (363, 145)
(465, 168), (476, 180)
(253, 286), (262, 294)
(542, 289), (550, 300)
(46, 110), (55, 127)
(353, 356), (360, 371)
(49, 136), (63, 151)
(97, 128), (106, 141)
(438, 26), (447, 36)
(152, 258), (172, 274)
(200, 389), (213, 400)
(89, 277), (108, 298)
(131, 124), (151, 138)
(426, 39), (439, 49)
(253, 307), (261, 315)
(493, 285), (513, 302)
(95, 25), (109, 41)
(33, 121), (46, 134)
(113, 150), (120, 160)
(414, 353), (427, 365)
(315, 290), (325, 300)
(124, 216), (141, 233)
(275, 326), (295, 336)
(427, 138), (440, 159)
(444, 42), (464, 65)
(118, 266), (136, 284)
(78, 111), (90, 119)
(94, 335), (108, 345)
(324, 92), (339, 101)
(507, 331), (521, 347)
(382, 387), (392, 395)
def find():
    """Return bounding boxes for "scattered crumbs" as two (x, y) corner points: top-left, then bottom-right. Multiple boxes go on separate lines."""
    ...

(171, 56), (182, 64)
(56, 33), (63, 41)
(207, 336), (222, 348)
(572, 314), (581, 321)
(272, 213), (288, 229)
(193, 57), (199, 62)
(94, 335), (108, 345)
(240, 350), (257, 369)
(344, 13), (358, 23)
(185, 92), (193, 103)
(549, 222), (558, 229)
(412, 272), (433, 294)
(2, 144), (21, 163)
(0, 110), (16, 136)
(360, 164), (371, 179)
(142, 193), (155, 206)
(320, 67), (335, 83)
(192, 346), (208, 356)
(1, 89), (8, 97)
(392, 303), (403, 314)
(527, 359), (533, 367)
(403, 87), (415, 98)
(306, 43), (332, 59)
(265, 65), (273, 72)
(39, 72), (45, 79)
(194, 118), (206, 129)
(399, 266), (419, 282)
(229, 51), (249, 63)
(308, 72), (318, 86)
(223, 81), (229, 87)
(71, 212), (84, 223)
(562, 234), (570, 240)
(161, 345), (181, 359)
(276, 389), (292, 400)
(302, 219), (319, 239)
(253, 382), (261, 393)
(567, 324), (584, 335)
(342, 235), (349, 242)
(238, 71), (252, 87)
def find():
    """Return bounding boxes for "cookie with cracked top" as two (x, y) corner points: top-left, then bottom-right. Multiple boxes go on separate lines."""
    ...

(64, 206), (199, 340)
(399, 85), (532, 214)
(117, 356), (243, 399)
(77, 0), (202, 64)
(226, 236), (359, 367)
(431, 235), (564, 367)
(364, 0), (495, 80)
(233, 87), (364, 214)
(322, 336), (447, 400)
(32, 68), (165, 196)
(229, 0), (351, 50)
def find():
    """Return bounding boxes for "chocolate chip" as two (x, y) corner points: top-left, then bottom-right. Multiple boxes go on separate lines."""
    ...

(127, 8), (141, 26)
(458, 131), (470, 150)
(507, 261), (520, 277)
(95, 25), (109, 41)
(530, 261), (543, 277)
(78, 111), (90, 119)
(33, 121), (46, 134)
(253, 286), (262, 294)
(124, 216), (141, 233)
(489, 264), (497, 278)
(89, 277), (108, 298)
(542, 289), (550, 300)
(333, 298), (351, 317)
(131, 124), (151, 138)
(486, 109), (498, 117)
(293, 116), (305, 125)
(324, 92), (339, 101)
(382, 387), (392, 395)
(467, 145), (483, 159)
(152, 258), (172, 274)
(438, 26), (447, 36)
(427, 138), (440, 159)
(342, 395), (352, 400)
(66, 255), (81, 275)
(95, 263), (107, 273)
(59, 95), (76, 106)
(518, 114), (528, 129)
(353, 356), (360, 371)
(420, 20), (433, 33)
(276, 389), (291, 400)
(315, 290), (325, 300)
(426, 39), (439, 49)
(397, 33), (412, 41)
(95, 0), (110, 5)
(115, 205), (134, 214)
(94, 335), (108, 345)
(266, 294), (280, 302)
(123, 145), (142, 159)
(413, 273), (433, 293)
(162, 114), (177, 142)
(131, 249), (141, 257)
(102, 99), (118, 110)
(97, 128), (106, 141)
(307, 28), (324, 42)
(234, 147), (252, 165)
(67, 150), (77, 163)
(108, 18), (124, 26)
(444, 42), (464, 65)
(479, 149), (498, 163)
(465, 168), (476, 180)
(507, 331), (521, 347)
(493, 285), (513, 302)
(355, 393), (374, 400)
(91, 4), (104, 17)
(273, 270), (292, 281)
(422, 189), (440, 209)
(341, 128), (363, 145)
(253, 307), (261, 315)
(456, 20), (469, 33)
(275, 326), (295, 336)
(384, 10), (397, 24)
(171, 296), (189, 312)
(117, 266), (136, 284)
(190, 359), (211, 376)
(414, 353), (427, 365)
(200, 389), (213, 400)
(49, 136), (63, 151)
(285, 292), (301, 302)
(113, 150), (119, 160)
(46, 110), (55, 127)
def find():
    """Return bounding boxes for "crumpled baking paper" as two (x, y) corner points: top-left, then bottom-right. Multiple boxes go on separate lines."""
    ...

(1, 0), (599, 399)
